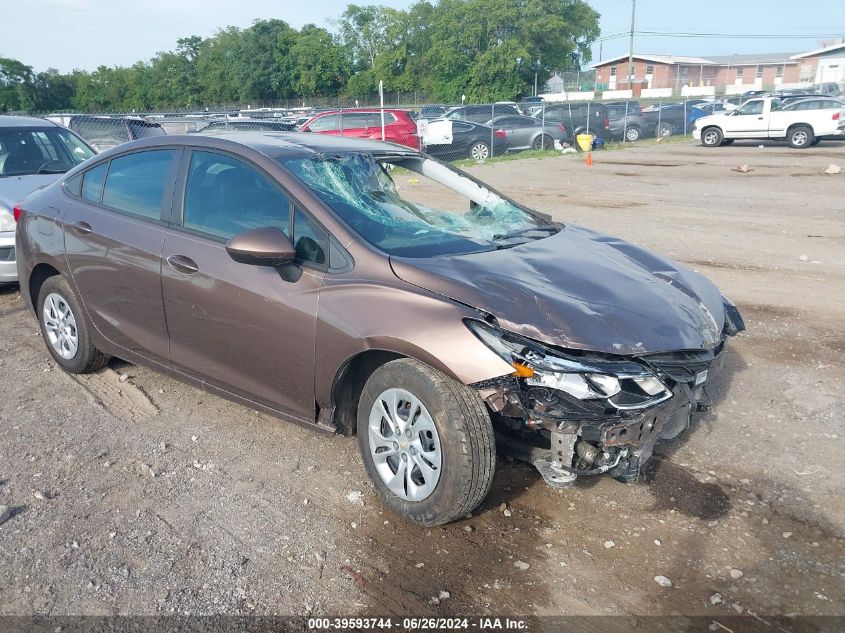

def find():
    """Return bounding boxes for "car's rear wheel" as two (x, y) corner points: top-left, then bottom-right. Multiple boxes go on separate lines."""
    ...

(532, 134), (555, 150)
(357, 358), (496, 526)
(788, 125), (814, 149)
(656, 122), (674, 137)
(469, 141), (490, 160)
(624, 126), (641, 142)
(37, 276), (108, 374)
(701, 127), (723, 147)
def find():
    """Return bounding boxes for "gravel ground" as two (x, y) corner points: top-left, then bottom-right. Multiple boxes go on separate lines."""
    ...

(0, 138), (843, 623)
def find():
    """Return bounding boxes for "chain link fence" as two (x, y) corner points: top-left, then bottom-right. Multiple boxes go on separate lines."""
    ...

(32, 97), (721, 160)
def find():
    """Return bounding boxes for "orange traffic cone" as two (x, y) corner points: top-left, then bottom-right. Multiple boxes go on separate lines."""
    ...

(585, 152), (593, 167)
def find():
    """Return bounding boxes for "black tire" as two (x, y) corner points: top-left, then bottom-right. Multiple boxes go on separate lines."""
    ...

(624, 126), (641, 142)
(656, 122), (674, 138)
(720, 139), (735, 146)
(357, 358), (496, 526)
(788, 125), (814, 149)
(532, 134), (555, 150)
(810, 138), (822, 146)
(37, 276), (109, 374)
(700, 127), (723, 147)
(469, 140), (490, 160)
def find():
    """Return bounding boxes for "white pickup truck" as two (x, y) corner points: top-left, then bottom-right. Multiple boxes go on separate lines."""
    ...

(693, 97), (845, 148)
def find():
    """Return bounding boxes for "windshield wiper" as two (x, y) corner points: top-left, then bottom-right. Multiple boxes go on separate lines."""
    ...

(492, 225), (560, 242)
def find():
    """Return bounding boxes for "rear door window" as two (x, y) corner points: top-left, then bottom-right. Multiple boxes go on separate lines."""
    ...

(101, 150), (178, 220)
(338, 113), (370, 130)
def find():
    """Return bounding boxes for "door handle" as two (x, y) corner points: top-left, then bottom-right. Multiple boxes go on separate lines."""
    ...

(70, 221), (92, 234)
(757, 117), (764, 120)
(167, 255), (199, 274)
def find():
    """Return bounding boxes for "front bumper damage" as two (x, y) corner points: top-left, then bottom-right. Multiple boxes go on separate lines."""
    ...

(473, 333), (739, 487)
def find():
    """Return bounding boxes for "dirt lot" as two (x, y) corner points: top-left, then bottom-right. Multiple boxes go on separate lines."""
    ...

(1, 138), (843, 625)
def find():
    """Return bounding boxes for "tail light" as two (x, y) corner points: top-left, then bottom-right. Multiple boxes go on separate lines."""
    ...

(833, 112), (840, 120)
(558, 123), (567, 134)
(494, 129), (507, 138)
(13, 205), (22, 223)
(603, 116), (610, 128)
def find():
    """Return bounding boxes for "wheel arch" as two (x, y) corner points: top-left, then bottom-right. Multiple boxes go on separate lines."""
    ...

(786, 121), (813, 134)
(328, 348), (406, 435)
(326, 334), (506, 435)
(28, 263), (61, 315)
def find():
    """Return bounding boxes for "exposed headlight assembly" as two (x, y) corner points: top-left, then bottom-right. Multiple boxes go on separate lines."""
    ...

(466, 320), (672, 410)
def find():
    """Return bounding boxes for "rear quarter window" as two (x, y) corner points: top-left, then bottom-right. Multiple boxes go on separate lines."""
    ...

(81, 162), (108, 203)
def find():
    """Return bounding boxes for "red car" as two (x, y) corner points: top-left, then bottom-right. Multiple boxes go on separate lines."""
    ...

(300, 109), (420, 150)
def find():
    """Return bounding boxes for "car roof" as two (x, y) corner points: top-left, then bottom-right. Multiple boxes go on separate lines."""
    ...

(311, 108), (409, 115)
(0, 115), (59, 128)
(91, 132), (419, 160)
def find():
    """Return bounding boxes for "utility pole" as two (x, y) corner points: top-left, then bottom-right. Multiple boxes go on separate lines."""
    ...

(627, 0), (637, 88)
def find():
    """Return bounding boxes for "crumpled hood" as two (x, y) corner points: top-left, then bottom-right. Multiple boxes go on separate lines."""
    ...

(0, 174), (61, 212)
(390, 225), (725, 355)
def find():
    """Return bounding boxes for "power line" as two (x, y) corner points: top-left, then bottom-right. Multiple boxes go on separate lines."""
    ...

(597, 30), (845, 41)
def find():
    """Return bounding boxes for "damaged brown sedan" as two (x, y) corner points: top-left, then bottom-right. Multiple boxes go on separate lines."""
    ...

(15, 133), (744, 526)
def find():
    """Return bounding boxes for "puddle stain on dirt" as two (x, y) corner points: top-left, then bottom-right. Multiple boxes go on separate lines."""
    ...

(642, 459), (732, 521)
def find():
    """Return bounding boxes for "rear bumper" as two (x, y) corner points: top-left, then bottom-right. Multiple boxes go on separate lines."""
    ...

(0, 231), (17, 284)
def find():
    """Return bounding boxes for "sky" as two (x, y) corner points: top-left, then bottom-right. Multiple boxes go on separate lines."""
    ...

(2, 0), (844, 73)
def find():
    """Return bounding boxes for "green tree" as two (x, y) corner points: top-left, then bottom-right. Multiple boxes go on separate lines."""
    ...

(0, 57), (35, 111)
(291, 25), (348, 98)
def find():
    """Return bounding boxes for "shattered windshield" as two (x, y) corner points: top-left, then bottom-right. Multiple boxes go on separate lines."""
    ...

(280, 153), (553, 257)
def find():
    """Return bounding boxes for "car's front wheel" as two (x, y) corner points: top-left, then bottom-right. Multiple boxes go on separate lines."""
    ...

(701, 127), (723, 147)
(357, 358), (496, 526)
(37, 276), (109, 373)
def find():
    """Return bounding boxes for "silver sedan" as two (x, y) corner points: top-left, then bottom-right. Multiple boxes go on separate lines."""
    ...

(485, 115), (571, 151)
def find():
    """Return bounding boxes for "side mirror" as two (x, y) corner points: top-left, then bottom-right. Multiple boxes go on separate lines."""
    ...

(225, 227), (296, 267)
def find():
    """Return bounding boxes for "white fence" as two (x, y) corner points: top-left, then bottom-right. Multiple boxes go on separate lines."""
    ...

(681, 85), (716, 97)
(640, 88), (673, 99)
(600, 90), (634, 100)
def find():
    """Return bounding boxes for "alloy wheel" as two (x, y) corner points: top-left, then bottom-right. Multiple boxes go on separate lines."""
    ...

(470, 143), (490, 160)
(42, 293), (79, 360)
(368, 388), (442, 501)
(703, 130), (721, 146)
(791, 130), (808, 146)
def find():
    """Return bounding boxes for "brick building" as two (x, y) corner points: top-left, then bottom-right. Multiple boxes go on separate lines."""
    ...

(589, 51), (822, 92)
